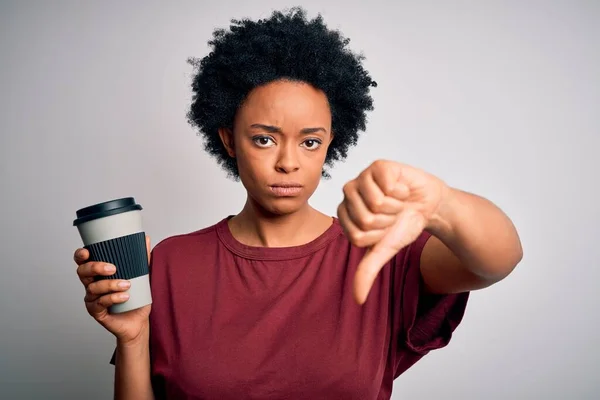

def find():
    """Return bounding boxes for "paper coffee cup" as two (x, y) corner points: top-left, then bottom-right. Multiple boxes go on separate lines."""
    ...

(73, 197), (152, 314)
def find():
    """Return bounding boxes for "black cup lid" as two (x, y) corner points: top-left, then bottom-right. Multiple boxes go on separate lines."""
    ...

(73, 197), (142, 226)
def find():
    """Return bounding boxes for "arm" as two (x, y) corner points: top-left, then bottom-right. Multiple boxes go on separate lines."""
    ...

(421, 188), (523, 294)
(113, 324), (154, 400)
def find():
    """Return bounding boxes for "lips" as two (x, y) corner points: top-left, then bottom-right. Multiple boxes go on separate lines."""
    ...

(269, 183), (303, 197)
(270, 182), (303, 188)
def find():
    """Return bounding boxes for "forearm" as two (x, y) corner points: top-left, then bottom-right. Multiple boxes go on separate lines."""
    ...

(114, 325), (154, 400)
(426, 187), (523, 280)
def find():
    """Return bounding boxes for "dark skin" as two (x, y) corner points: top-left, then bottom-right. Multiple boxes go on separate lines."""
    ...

(218, 79), (335, 248)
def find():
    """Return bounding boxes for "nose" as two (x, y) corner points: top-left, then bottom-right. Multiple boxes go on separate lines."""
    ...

(275, 142), (300, 173)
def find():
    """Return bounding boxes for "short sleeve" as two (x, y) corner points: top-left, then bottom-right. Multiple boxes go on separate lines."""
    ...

(397, 230), (469, 356)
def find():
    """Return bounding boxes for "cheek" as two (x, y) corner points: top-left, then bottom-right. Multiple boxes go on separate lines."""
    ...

(307, 148), (328, 170)
(302, 152), (327, 185)
(236, 150), (269, 186)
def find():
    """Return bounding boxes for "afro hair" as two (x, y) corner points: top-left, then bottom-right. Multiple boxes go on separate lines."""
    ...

(187, 6), (377, 179)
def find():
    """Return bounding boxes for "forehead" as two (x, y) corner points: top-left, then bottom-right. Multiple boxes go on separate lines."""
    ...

(236, 80), (332, 128)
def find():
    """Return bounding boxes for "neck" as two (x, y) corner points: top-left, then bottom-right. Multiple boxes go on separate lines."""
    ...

(228, 197), (331, 247)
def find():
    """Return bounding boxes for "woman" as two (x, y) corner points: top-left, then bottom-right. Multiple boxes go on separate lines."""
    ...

(73, 7), (523, 399)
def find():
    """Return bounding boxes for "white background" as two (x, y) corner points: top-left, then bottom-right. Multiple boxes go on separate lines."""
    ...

(1, 1), (598, 398)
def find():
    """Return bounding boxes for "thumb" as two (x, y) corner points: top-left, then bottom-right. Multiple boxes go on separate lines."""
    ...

(353, 210), (425, 304)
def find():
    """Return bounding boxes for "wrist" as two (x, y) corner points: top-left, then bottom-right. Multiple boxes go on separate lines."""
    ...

(116, 323), (150, 349)
(426, 185), (459, 238)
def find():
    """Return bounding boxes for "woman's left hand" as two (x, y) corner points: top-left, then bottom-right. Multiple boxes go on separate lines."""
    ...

(337, 159), (450, 304)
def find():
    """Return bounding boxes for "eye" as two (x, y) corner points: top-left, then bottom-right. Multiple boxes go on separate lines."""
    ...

(301, 139), (322, 150)
(252, 136), (275, 148)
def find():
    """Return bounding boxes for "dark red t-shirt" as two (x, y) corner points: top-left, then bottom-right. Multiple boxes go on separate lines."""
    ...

(111, 216), (469, 399)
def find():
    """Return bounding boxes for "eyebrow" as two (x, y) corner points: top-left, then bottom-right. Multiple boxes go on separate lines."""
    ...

(249, 124), (327, 134)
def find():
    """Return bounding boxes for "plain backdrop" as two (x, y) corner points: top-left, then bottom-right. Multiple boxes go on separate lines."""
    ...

(1, 1), (598, 398)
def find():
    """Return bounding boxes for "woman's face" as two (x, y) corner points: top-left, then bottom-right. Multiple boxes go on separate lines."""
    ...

(219, 79), (333, 216)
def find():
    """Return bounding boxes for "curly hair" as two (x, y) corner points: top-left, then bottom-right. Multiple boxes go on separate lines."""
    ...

(187, 6), (377, 179)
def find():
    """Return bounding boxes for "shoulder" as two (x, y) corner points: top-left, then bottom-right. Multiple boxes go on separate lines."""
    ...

(150, 217), (227, 257)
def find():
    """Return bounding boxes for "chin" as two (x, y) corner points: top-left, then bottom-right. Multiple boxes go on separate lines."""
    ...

(261, 197), (307, 216)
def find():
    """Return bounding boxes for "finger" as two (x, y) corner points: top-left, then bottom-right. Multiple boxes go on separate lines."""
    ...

(390, 181), (410, 201)
(87, 292), (130, 318)
(356, 172), (405, 214)
(74, 248), (89, 265)
(337, 203), (387, 248)
(342, 182), (398, 231)
(77, 262), (116, 286)
(369, 160), (402, 196)
(354, 210), (426, 304)
(85, 279), (131, 302)
(145, 235), (151, 263)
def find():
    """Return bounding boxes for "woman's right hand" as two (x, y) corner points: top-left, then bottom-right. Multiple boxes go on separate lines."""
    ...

(74, 235), (152, 345)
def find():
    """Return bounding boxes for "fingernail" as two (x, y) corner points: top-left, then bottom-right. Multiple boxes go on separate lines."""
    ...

(104, 264), (116, 272)
(118, 281), (130, 288)
(119, 293), (129, 300)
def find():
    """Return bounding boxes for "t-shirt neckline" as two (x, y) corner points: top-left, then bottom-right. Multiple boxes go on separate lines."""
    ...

(215, 215), (343, 261)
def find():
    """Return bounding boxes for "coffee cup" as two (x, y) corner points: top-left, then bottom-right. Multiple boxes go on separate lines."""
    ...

(73, 197), (152, 314)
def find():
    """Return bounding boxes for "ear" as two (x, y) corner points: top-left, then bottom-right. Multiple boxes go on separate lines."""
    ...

(328, 130), (335, 145)
(218, 127), (236, 158)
